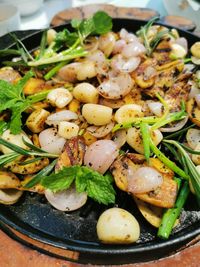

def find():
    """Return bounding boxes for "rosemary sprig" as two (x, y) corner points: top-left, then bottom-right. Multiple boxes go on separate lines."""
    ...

(149, 139), (189, 179)
(164, 124), (195, 140)
(0, 137), (58, 160)
(163, 139), (200, 206)
(24, 159), (57, 188)
(0, 152), (20, 168)
(136, 17), (169, 56)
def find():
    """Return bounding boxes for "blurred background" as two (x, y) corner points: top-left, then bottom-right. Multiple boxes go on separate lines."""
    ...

(0, 0), (199, 34)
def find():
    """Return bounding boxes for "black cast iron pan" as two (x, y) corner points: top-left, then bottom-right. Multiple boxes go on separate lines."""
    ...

(0, 19), (199, 265)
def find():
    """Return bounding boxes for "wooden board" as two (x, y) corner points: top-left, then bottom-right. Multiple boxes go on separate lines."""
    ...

(50, 3), (198, 34)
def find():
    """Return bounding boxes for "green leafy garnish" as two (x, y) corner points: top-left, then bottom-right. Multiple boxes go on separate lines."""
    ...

(149, 139), (189, 179)
(163, 139), (200, 206)
(136, 17), (169, 56)
(0, 71), (50, 134)
(26, 11), (112, 71)
(140, 122), (150, 162)
(41, 166), (116, 205)
(0, 121), (9, 135)
(24, 159), (57, 188)
(0, 137), (58, 167)
(112, 116), (159, 132)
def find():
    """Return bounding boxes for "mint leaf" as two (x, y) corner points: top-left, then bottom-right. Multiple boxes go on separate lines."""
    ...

(0, 80), (16, 99)
(41, 165), (78, 191)
(87, 179), (115, 205)
(93, 11), (112, 35)
(79, 18), (95, 39)
(15, 70), (34, 98)
(0, 98), (18, 112)
(71, 19), (82, 29)
(0, 121), (8, 135)
(0, 71), (38, 134)
(10, 108), (23, 135)
(41, 165), (116, 205)
(54, 29), (78, 49)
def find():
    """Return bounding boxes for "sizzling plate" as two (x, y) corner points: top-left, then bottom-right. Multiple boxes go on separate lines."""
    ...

(0, 19), (199, 265)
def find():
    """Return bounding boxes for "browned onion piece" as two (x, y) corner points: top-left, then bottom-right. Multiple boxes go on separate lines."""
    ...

(0, 189), (23, 205)
(127, 167), (163, 194)
(112, 129), (127, 148)
(160, 116), (188, 132)
(87, 122), (114, 138)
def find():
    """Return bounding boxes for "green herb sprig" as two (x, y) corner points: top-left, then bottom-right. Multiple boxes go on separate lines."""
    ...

(136, 17), (169, 56)
(41, 166), (115, 205)
(0, 137), (58, 168)
(0, 71), (50, 134)
(163, 139), (200, 206)
(27, 11), (112, 74)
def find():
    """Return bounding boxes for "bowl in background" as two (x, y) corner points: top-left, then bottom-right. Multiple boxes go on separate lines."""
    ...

(0, 0), (44, 17)
(0, 4), (20, 36)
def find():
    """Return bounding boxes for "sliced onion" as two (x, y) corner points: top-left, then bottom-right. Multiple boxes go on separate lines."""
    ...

(111, 54), (141, 73)
(84, 140), (119, 174)
(98, 73), (133, 99)
(175, 37), (188, 52)
(127, 167), (163, 194)
(0, 68), (21, 83)
(98, 32), (116, 57)
(112, 39), (126, 54)
(87, 122), (114, 138)
(188, 83), (200, 99)
(99, 97), (125, 109)
(186, 128), (200, 149)
(184, 63), (195, 72)
(195, 94), (200, 108)
(121, 42), (146, 58)
(112, 129), (127, 148)
(45, 186), (87, 211)
(191, 56), (200, 65)
(144, 66), (157, 80)
(87, 50), (109, 75)
(39, 128), (66, 154)
(119, 28), (138, 43)
(0, 189), (23, 205)
(46, 110), (78, 126)
(57, 63), (81, 82)
(147, 101), (163, 117)
(160, 116), (188, 132)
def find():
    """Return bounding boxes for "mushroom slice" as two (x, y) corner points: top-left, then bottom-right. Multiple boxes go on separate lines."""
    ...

(110, 153), (146, 192)
(0, 171), (21, 189)
(87, 122), (114, 138)
(111, 154), (177, 208)
(0, 189), (23, 205)
(0, 68), (21, 83)
(45, 186), (87, 211)
(6, 157), (49, 175)
(134, 197), (179, 228)
(186, 128), (200, 149)
(134, 197), (163, 228)
(55, 136), (86, 171)
(186, 98), (200, 127)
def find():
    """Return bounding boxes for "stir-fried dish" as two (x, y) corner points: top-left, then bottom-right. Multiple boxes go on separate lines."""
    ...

(0, 12), (200, 244)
